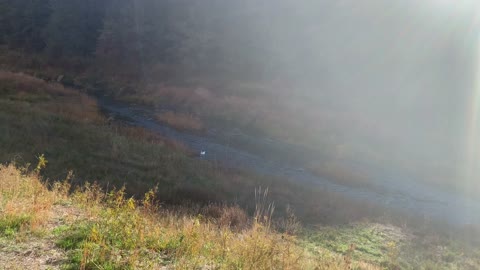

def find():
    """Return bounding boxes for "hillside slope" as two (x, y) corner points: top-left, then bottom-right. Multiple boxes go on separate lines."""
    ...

(1, 71), (480, 269)
(0, 164), (381, 270)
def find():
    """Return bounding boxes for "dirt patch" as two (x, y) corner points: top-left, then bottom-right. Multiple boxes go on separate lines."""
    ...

(0, 238), (66, 270)
(0, 205), (83, 270)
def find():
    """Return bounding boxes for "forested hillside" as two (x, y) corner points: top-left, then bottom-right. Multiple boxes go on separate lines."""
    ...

(0, 0), (286, 80)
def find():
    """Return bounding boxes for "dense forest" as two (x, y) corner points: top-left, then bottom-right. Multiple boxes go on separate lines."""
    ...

(1, 0), (475, 88)
(0, 0), (298, 81)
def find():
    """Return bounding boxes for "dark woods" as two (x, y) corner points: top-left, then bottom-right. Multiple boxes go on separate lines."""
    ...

(0, 0), (288, 81)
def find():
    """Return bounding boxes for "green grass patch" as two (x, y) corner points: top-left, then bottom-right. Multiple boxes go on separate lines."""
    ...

(56, 223), (92, 250)
(303, 223), (400, 265)
(303, 223), (480, 270)
(56, 223), (95, 270)
(0, 215), (32, 237)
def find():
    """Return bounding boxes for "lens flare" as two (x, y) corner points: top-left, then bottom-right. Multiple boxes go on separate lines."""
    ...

(465, 11), (480, 188)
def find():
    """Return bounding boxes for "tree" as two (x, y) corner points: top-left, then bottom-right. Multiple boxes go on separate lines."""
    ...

(0, 0), (50, 52)
(45, 0), (107, 57)
(96, 0), (176, 78)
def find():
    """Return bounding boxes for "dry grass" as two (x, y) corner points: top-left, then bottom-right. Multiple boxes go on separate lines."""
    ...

(0, 70), (103, 124)
(201, 204), (250, 230)
(2, 165), (478, 269)
(0, 164), (68, 236)
(111, 124), (193, 155)
(156, 111), (204, 132)
(0, 164), (381, 269)
(0, 71), (223, 215)
(0, 71), (73, 96)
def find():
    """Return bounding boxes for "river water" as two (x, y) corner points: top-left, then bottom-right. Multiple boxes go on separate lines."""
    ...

(97, 95), (480, 227)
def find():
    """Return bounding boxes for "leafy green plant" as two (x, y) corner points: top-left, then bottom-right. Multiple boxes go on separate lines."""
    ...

(35, 154), (48, 174)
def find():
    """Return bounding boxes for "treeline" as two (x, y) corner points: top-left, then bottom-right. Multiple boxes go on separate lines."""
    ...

(0, 0), (299, 81)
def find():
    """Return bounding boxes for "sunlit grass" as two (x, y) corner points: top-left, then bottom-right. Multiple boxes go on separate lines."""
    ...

(0, 163), (66, 236)
(0, 164), (383, 269)
(2, 162), (480, 269)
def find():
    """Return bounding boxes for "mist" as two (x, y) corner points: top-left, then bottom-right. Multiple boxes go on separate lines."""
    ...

(1, 0), (478, 192)
(3, 1), (480, 266)
(209, 0), (480, 190)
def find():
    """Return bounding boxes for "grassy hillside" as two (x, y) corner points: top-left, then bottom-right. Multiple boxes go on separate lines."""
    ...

(0, 48), (464, 195)
(0, 70), (394, 224)
(0, 164), (384, 269)
(1, 70), (480, 269)
(1, 162), (480, 269)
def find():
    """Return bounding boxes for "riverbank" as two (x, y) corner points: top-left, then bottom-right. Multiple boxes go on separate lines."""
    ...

(0, 70), (392, 224)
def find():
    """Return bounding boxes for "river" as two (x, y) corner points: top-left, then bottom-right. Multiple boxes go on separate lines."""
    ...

(97, 94), (480, 227)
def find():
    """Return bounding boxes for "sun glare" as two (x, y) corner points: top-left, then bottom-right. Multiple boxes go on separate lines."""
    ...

(465, 8), (480, 186)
